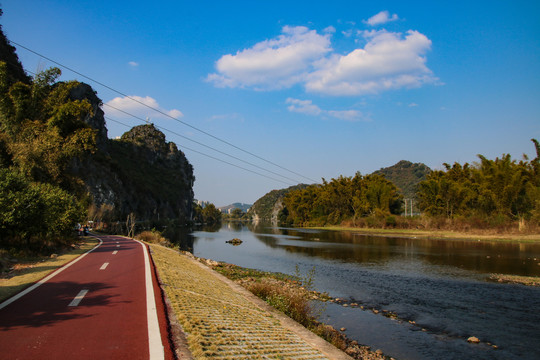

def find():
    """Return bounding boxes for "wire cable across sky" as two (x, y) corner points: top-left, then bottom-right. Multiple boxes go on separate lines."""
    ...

(9, 40), (319, 185)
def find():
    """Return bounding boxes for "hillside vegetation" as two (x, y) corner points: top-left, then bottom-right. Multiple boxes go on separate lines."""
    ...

(248, 184), (309, 223)
(250, 144), (540, 233)
(373, 160), (431, 199)
(0, 23), (194, 253)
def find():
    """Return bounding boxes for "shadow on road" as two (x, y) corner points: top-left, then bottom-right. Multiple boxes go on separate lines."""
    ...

(0, 280), (129, 330)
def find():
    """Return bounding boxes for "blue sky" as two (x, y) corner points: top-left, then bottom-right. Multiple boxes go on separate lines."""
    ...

(2, 1), (539, 206)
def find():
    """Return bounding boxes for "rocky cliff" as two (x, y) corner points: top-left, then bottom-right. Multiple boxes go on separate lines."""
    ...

(1, 21), (195, 225)
(67, 85), (194, 224)
(78, 122), (194, 224)
(248, 184), (309, 224)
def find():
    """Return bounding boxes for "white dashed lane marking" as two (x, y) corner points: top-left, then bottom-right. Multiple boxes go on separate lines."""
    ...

(112, 250), (118, 255)
(100, 262), (109, 270)
(68, 289), (89, 307)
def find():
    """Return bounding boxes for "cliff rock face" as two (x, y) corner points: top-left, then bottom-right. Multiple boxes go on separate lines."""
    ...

(1, 22), (194, 224)
(69, 83), (108, 150)
(248, 184), (308, 225)
(68, 85), (195, 223)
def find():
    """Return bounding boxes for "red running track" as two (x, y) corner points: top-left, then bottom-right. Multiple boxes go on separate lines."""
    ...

(0, 235), (174, 360)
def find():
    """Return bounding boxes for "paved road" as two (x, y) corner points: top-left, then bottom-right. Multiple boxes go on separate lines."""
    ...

(0, 235), (173, 360)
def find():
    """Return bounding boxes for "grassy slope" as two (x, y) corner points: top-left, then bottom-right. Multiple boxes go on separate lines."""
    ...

(0, 238), (99, 302)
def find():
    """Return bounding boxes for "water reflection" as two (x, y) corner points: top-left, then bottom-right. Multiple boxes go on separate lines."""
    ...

(172, 223), (540, 360)
(248, 226), (540, 277)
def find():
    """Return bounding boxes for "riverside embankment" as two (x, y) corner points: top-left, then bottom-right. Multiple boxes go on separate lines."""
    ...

(148, 243), (360, 359)
(182, 224), (540, 360)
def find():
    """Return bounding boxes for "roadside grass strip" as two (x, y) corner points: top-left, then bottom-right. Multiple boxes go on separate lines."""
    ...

(0, 238), (100, 304)
(149, 244), (330, 359)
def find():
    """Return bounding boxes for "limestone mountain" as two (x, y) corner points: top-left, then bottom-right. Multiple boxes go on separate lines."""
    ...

(373, 160), (431, 200)
(79, 123), (195, 224)
(248, 184), (309, 224)
(1, 23), (194, 225)
(218, 203), (252, 213)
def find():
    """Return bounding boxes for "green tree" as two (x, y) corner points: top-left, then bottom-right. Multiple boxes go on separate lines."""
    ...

(0, 168), (85, 251)
(282, 172), (402, 226)
(417, 139), (540, 224)
(201, 203), (222, 224)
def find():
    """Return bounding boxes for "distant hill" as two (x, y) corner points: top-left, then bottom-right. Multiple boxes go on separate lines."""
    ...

(373, 160), (431, 199)
(248, 184), (309, 223)
(248, 161), (430, 223)
(218, 203), (252, 213)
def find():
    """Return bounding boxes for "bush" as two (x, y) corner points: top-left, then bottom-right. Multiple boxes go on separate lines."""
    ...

(247, 279), (310, 325)
(0, 168), (85, 252)
(135, 230), (169, 245)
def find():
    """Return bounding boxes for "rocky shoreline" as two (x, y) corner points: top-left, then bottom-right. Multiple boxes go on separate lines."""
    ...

(202, 258), (392, 360)
(489, 273), (540, 286)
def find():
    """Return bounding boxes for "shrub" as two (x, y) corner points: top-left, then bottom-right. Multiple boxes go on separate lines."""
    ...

(247, 279), (310, 325)
(136, 229), (169, 245)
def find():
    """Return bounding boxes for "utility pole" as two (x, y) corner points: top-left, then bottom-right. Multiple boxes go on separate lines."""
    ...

(404, 199), (408, 217)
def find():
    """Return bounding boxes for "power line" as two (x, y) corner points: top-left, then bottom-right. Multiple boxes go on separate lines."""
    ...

(15, 63), (301, 186)
(106, 116), (294, 186)
(9, 40), (318, 184)
(103, 103), (302, 184)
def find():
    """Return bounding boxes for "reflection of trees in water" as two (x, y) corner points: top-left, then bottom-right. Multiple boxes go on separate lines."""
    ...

(162, 226), (195, 252)
(249, 226), (540, 276)
(225, 221), (244, 232)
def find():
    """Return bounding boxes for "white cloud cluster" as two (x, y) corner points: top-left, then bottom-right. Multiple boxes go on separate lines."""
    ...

(207, 26), (331, 90)
(286, 98), (366, 122)
(207, 18), (436, 97)
(105, 95), (183, 120)
(128, 61), (139, 67)
(364, 11), (399, 26)
(306, 29), (435, 96)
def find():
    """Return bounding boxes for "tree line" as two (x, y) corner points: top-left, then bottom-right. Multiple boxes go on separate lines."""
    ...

(281, 173), (402, 227)
(279, 139), (540, 230)
(417, 139), (540, 225)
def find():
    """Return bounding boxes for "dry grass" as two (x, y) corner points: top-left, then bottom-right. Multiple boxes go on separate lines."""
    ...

(0, 238), (99, 302)
(136, 230), (171, 246)
(489, 274), (540, 286)
(148, 244), (332, 359)
(320, 225), (540, 243)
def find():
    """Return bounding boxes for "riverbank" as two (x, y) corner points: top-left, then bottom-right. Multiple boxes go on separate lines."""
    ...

(316, 226), (540, 243)
(148, 243), (363, 359)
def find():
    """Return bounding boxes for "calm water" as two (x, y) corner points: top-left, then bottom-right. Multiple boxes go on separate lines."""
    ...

(167, 223), (540, 360)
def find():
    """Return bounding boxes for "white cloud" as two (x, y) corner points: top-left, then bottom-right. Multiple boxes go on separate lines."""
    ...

(326, 109), (365, 121)
(323, 26), (336, 34)
(408, 102), (418, 107)
(306, 29), (436, 96)
(364, 11), (399, 26)
(208, 24), (437, 97)
(104, 95), (183, 120)
(206, 25), (332, 90)
(286, 98), (322, 116)
(286, 98), (367, 122)
(128, 61), (139, 67)
(342, 29), (354, 38)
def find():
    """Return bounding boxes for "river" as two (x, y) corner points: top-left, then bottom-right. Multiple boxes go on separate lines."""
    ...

(166, 223), (540, 360)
